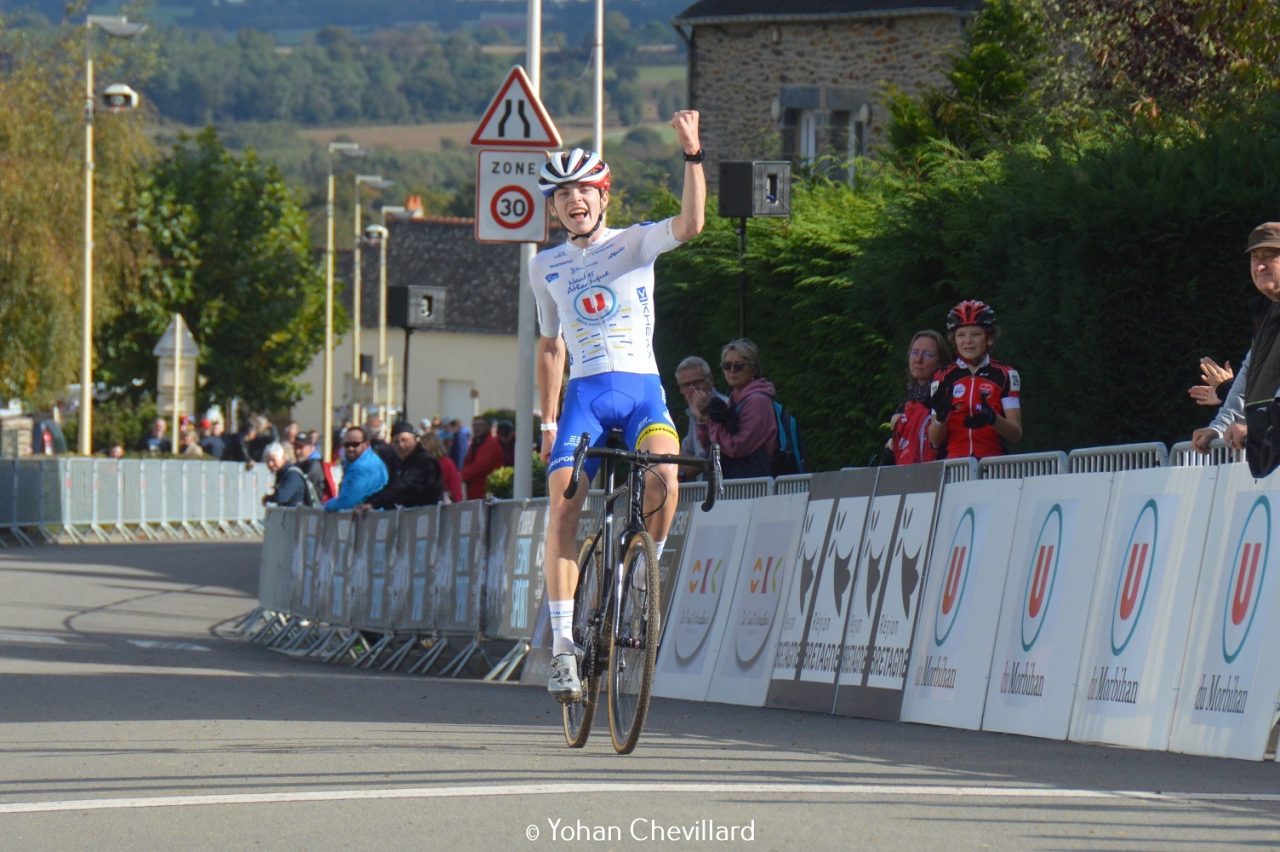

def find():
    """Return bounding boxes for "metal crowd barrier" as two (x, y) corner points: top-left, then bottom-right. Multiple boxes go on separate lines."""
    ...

(943, 458), (978, 483)
(1169, 439), (1245, 467)
(978, 451), (1068, 480)
(1068, 442), (1169, 473)
(0, 457), (269, 545)
(721, 476), (773, 500)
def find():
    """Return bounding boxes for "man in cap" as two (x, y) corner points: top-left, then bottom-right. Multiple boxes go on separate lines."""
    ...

(359, 422), (443, 511)
(1241, 222), (1280, 478)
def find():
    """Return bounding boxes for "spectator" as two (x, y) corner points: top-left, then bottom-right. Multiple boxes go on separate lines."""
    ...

(1239, 222), (1280, 477)
(421, 431), (463, 504)
(364, 416), (387, 449)
(262, 442), (311, 507)
(280, 421), (300, 462)
(304, 430), (322, 459)
(460, 415), (504, 499)
(179, 429), (204, 457)
(137, 418), (171, 454)
(360, 422), (443, 511)
(1190, 294), (1269, 454)
(247, 415), (276, 462)
(222, 420), (256, 463)
(696, 338), (778, 480)
(448, 418), (471, 470)
(888, 330), (952, 465)
(497, 420), (517, 467)
(292, 432), (330, 501)
(927, 300), (1023, 460)
(674, 355), (727, 481)
(324, 427), (388, 512)
(199, 419), (226, 459)
(106, 442), (125, 459)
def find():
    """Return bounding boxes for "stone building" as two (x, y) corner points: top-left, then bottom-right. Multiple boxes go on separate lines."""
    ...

(673, 0), (981, 186)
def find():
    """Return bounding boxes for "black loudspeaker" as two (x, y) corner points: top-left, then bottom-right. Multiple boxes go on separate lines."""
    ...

(387, 285), (447, 329)
(719, 160), (791, 218)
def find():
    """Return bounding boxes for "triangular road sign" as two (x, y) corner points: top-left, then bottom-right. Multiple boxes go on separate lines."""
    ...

(470, 65), (562, 149)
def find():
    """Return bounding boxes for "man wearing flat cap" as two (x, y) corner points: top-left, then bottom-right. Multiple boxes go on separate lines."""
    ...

(359, 422), (443, 511)
(1240, 222), (1280, 478)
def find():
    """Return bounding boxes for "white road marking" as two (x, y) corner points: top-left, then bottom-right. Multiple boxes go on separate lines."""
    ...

(0, 782), (1276, 815)
(0, 632), (66, 645)
(126, 640), (210, 652)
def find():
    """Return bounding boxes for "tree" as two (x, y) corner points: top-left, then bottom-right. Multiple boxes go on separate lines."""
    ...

(98, 128), (336, 414)
(0, 20), (153, 408)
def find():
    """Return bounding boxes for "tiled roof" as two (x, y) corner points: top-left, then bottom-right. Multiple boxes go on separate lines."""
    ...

(674, 0), (981, 23)
(336, 216), (535, 336)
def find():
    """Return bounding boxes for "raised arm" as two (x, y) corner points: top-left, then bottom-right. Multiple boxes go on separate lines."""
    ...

(670, 110), (706, 243)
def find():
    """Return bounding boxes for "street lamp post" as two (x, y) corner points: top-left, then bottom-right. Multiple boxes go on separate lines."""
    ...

(376, 205), (407, 421)
(324, 142), (365, 460)
(80, 14), (146, 456)
(351, 174), (393, 426)
(363, 223), (390, 422)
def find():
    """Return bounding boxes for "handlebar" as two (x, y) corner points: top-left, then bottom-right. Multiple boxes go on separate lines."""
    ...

(562, 432), (724, 512)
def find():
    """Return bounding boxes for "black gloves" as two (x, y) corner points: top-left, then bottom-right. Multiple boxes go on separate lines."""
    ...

(963, 388), (997, 428)
(929, 379), (954, 421)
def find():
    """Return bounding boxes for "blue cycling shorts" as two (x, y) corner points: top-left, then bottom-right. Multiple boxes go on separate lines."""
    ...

(548, 372), (679, 478)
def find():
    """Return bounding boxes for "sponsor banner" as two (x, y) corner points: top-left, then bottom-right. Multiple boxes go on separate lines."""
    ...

(658, 498), (699, 635)
(258, 507), (296, 612)
(488, 499), (549, 641)
(900, 479), (1024, 729)
(1169, 463), (1280, 760)
(1069, 467), (1217, 751)
(706, 493), (808, 706)
(290, 508), (325, 618)
(318, 514), (357, 623)
(654, 499), (754, 701)
(981, 472), (1114, 740)
(432, 501), (488, 632)
(765, 469), (878, 712)
(349, 511), (398, 630)
(834, 462), (946, 719)
(396, 506), (440, 630)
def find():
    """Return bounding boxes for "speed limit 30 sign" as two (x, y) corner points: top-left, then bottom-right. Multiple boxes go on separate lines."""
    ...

(475, 150), (548, 244)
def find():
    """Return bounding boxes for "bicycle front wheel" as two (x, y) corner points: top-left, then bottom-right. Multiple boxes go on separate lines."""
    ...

(607, 531), (661, 754)
(563, 536), (605, 748)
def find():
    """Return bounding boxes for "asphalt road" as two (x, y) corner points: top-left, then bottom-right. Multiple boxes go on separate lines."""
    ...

(0, 541), (1276, 851)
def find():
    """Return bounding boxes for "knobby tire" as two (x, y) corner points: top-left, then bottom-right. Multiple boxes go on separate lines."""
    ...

(607, 531), (661, 754)
(562, 536), (605, 748)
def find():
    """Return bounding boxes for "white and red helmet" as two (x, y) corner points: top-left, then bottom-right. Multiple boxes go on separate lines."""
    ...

(538, 148), (611, 197)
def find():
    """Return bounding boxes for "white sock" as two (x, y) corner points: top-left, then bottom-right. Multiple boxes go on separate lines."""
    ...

(550, 599), (575, 656)
(655, 539), (666, 561)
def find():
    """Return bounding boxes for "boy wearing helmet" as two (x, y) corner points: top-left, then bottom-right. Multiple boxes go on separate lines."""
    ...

(926, 300), (1023, 459)
(531, 110), (706, 702)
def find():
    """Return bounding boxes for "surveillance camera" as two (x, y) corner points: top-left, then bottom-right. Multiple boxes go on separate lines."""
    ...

(102, 83), (140, 112)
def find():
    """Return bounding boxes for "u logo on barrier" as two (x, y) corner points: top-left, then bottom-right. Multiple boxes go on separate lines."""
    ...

(1222, 496), (1269, 664)
(934, 507), (975, 647)
(1021, 504), (1063, 652)
(1110, 499), (1158, 656)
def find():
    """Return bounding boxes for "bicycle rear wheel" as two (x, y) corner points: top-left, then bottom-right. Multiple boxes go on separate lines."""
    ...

(607, 531), (661, 754)
(562, 536), (605, 748)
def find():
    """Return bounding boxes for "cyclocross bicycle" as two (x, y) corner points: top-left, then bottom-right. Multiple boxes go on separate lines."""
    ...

(561, 430), (722, 754)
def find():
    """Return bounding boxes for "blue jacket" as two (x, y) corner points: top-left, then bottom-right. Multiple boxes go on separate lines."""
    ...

(324, 449), (389, 511)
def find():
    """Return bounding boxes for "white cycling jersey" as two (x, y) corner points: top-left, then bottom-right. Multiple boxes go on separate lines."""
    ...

(529, 219), (682, 379)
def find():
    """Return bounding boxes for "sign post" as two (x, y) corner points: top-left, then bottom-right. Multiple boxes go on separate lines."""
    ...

(471, 57), (562, 500)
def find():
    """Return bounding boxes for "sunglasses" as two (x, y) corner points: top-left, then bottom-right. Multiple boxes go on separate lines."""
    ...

(721, 361), (749, 372)
(342, 440), (366, 449)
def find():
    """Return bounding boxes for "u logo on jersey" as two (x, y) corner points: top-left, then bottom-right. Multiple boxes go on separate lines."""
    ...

(1020, 504), (1063, 652)
(573, 285), (619, 322)
(1222, 496), (1269, 664)
(1110, 499), (1157, 656)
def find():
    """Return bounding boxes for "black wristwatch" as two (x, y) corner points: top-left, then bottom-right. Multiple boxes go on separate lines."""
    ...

(683, 149), (705, 163)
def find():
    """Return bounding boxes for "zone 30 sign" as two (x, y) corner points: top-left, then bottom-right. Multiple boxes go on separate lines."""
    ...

(475, 150), (548, 244)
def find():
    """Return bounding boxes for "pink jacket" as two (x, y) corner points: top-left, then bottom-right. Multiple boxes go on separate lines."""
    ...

(699, 377), (778, 465)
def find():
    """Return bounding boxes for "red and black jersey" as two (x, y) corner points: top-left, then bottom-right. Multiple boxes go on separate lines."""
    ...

(892, 399), (940, 465)
(931, 356), (1021, 460)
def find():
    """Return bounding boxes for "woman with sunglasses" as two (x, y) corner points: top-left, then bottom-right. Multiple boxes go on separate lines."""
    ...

(887, 330), (951, 464)
(693, 338), (778, 479)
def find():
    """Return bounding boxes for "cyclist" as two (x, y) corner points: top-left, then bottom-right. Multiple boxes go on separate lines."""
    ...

(531, 110), (706, 702)
(927, 300), (1023, 459)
